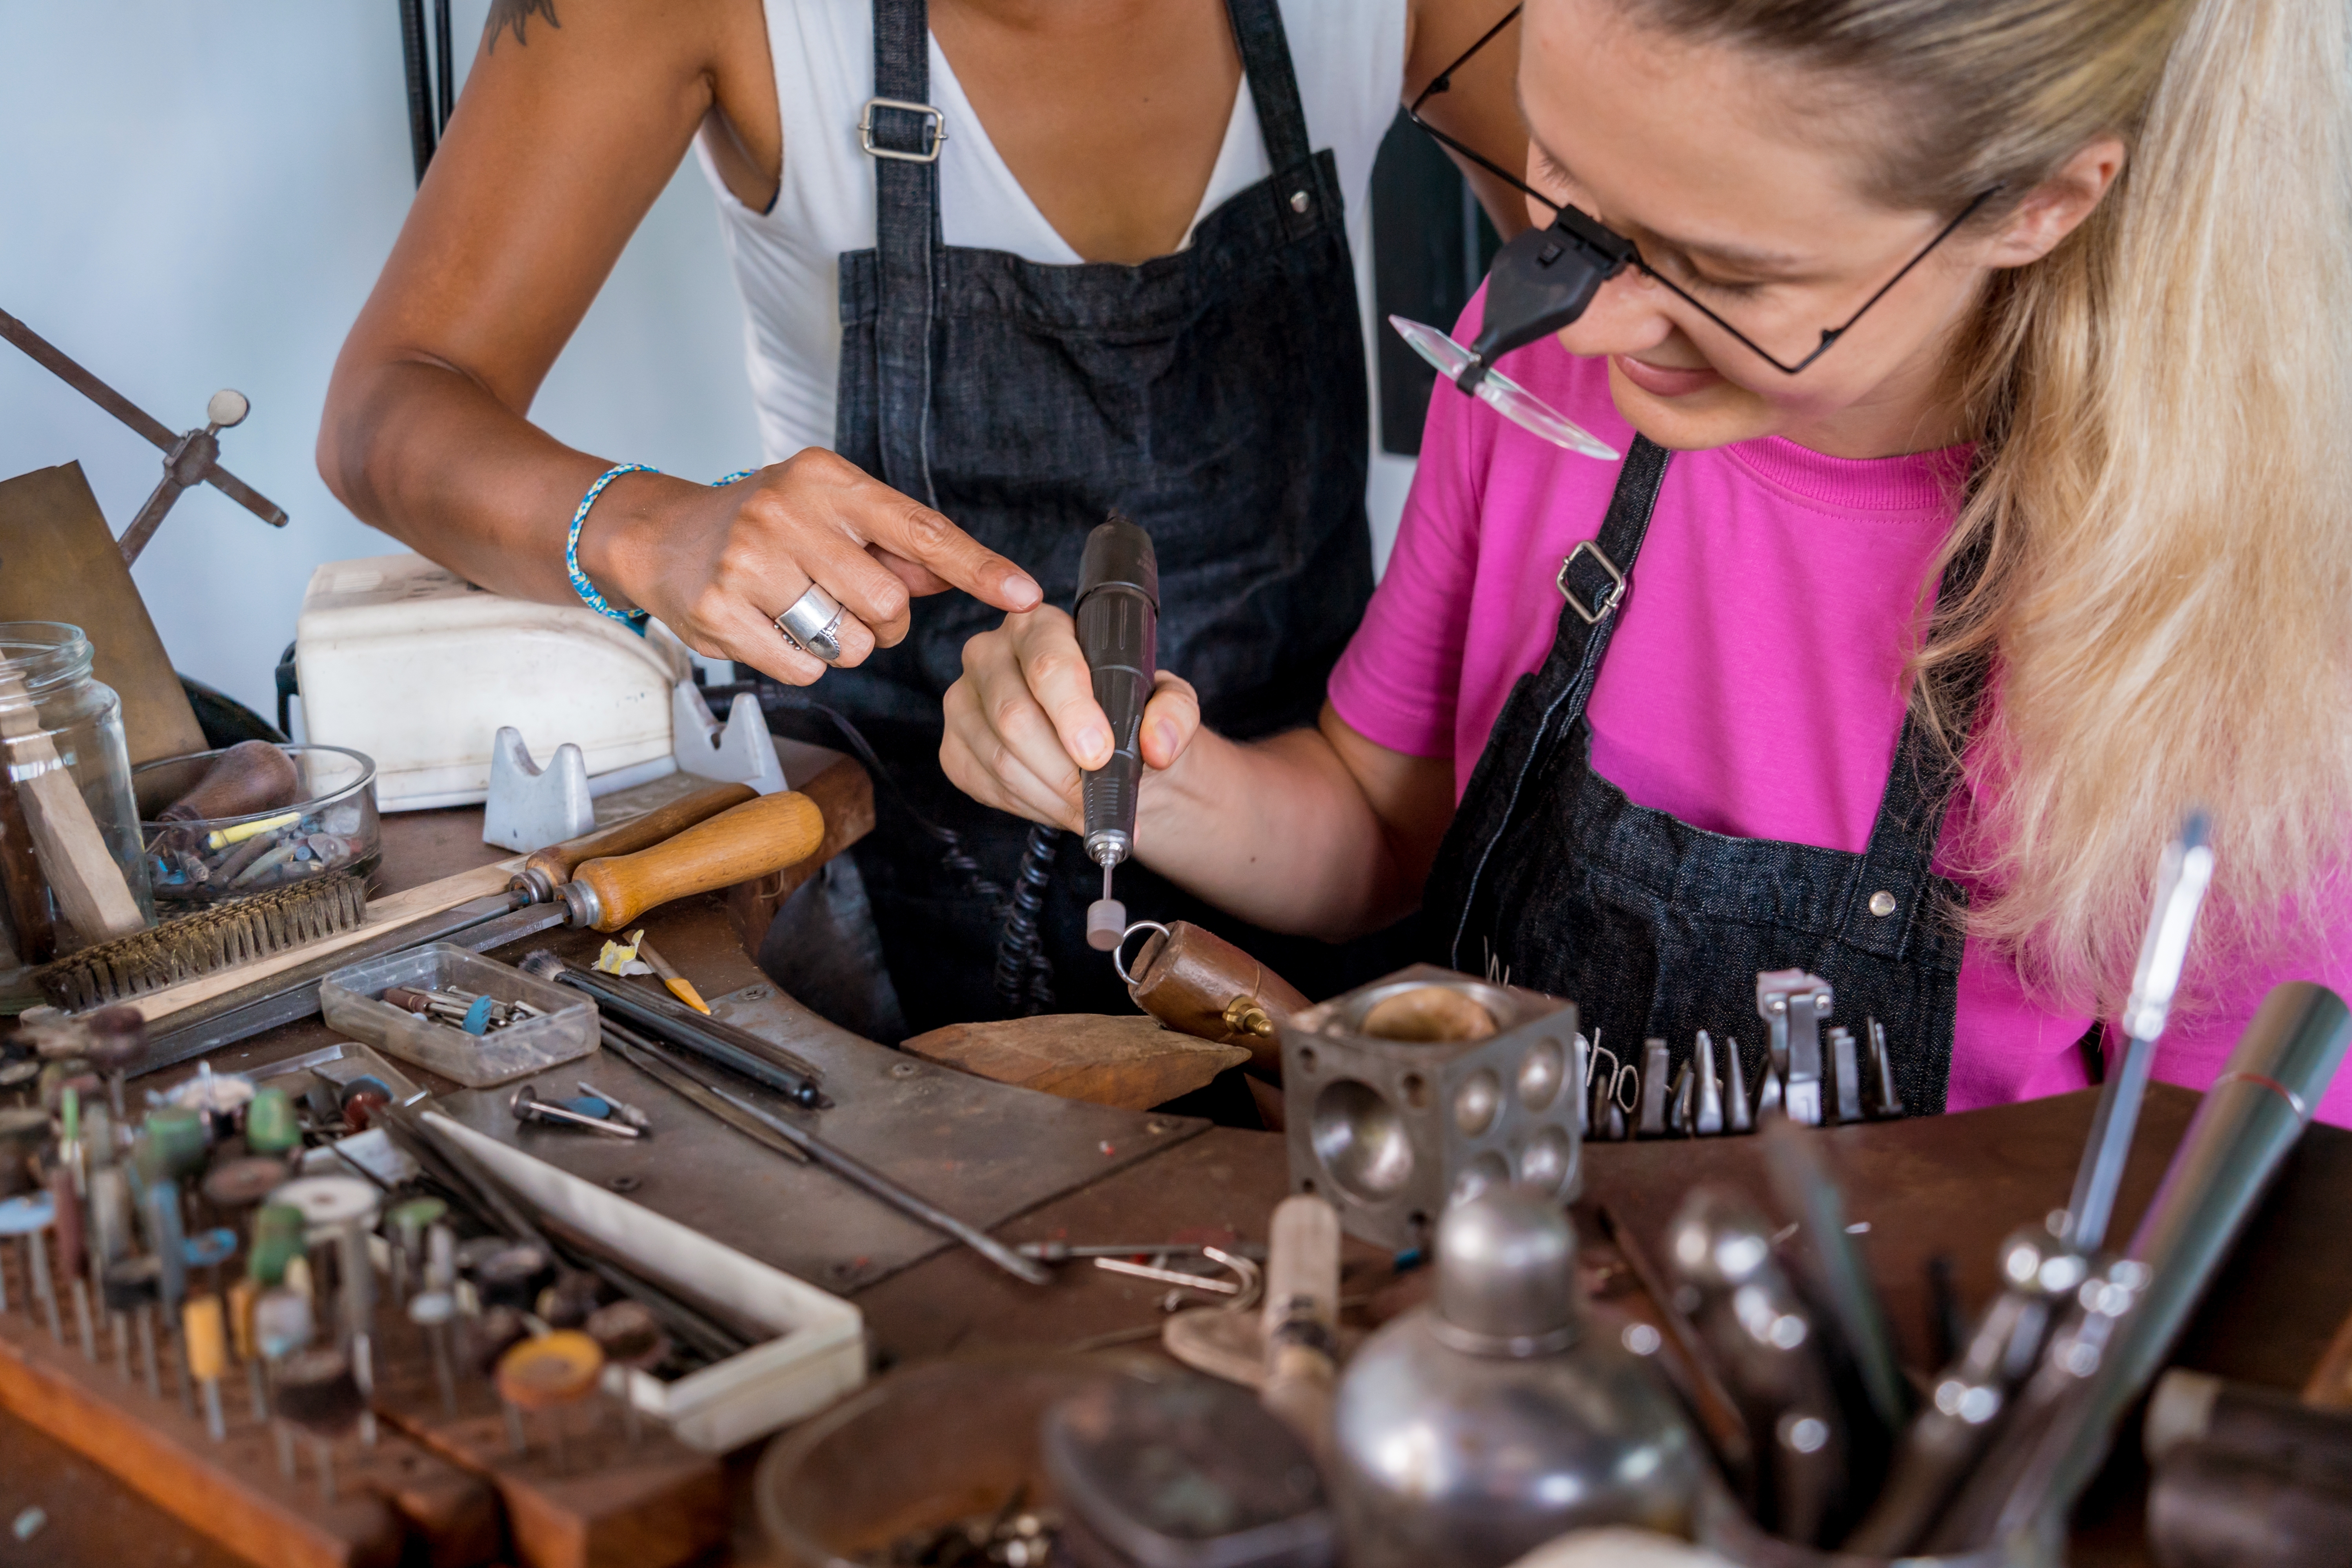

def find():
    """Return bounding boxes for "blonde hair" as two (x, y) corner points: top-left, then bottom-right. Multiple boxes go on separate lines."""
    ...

(1630, 0), (2352, 1012)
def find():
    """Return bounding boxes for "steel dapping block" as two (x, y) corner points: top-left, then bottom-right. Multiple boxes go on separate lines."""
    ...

(1279, 964), (1582, 1251)
(247, 1203), (307, 1284)
(243, 1086), (300, 1154)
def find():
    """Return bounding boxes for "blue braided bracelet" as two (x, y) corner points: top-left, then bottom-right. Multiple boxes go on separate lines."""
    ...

(565, 463), (766, 633)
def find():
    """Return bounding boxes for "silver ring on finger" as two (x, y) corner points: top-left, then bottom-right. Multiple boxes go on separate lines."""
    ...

(773, 583), (849, 665)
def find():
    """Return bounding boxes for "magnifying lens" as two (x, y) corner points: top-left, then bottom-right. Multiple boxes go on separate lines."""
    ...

(1391, 198), (1635, 460)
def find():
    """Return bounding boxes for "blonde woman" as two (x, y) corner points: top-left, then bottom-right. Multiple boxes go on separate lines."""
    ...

(940, 0), (2352, 1120)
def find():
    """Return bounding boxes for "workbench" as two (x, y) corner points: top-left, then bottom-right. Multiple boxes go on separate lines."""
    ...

(3, 798), (2347, 1567)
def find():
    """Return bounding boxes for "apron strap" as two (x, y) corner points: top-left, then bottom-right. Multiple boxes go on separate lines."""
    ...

(1443, 434), (1673, 968)
(1224, 0), (1338, 245)
(1835, 561), (1989, 958)
(868, 0), (941, 508)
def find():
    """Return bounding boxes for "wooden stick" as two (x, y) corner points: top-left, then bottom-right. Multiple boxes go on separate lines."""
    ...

(0, 669), (145, 945)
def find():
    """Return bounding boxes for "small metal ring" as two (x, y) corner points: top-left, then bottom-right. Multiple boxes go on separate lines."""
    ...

(773, 583), (848, 664)
(1110, 920), (1171, 987)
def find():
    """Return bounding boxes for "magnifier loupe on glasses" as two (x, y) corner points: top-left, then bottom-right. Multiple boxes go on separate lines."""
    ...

(1391, 206), (1635, 461)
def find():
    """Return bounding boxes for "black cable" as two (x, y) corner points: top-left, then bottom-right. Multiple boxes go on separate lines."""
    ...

(432, 0), (456, 133)
(735, 685), (1006, 910)
(994, 825), (1060, 1016)
(397, 0), (437, 185)
(273, 639), (299, 739)
(745, 682), (1062, 1016)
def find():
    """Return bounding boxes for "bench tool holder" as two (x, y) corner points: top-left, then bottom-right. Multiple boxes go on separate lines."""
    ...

(671, 680), (787, 795)
(0, 305), (287, 563)
(480, 728), (596, 852)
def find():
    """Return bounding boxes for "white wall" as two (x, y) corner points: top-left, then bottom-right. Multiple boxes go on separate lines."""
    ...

(0, 2), (758, 722)
(0, 4), (1407, 725)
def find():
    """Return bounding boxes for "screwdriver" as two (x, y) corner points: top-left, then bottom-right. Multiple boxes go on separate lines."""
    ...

(1074, 513), (1160, 950)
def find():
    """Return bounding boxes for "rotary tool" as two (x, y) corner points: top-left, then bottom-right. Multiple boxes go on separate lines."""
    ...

(1075, 513), (1160, 950)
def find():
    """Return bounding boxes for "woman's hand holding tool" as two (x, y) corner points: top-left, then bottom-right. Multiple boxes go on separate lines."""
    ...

(939, 605), (1201, 838)
(577, 448), (1041, 686)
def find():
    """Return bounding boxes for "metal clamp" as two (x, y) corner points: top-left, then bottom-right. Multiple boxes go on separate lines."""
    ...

(859, 97), (948, 163)
(1556, 538), (1627, 624)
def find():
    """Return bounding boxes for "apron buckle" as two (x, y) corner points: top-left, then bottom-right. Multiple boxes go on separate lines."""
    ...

(1556, 538), (1626, 623)
(860, 97), (948, 163)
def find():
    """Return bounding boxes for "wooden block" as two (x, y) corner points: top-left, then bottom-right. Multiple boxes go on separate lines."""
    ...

(901, 1014), (1251, 1110)
(723, 757), (877, 953)
(0, 461), (206, 765)
(379, 1396), (725, 1568)
(0, 1302), (494, 1568)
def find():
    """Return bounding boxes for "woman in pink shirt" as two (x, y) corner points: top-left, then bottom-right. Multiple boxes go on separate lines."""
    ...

(937, 0), (2352, 1121)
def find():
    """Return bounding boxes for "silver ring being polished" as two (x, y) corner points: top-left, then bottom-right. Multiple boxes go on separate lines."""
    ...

(774, 583), (848, 664)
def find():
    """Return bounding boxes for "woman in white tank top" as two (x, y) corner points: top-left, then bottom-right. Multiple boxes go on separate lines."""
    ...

(321, 0), (1530, 1030)
(703, 0), (1410, 467)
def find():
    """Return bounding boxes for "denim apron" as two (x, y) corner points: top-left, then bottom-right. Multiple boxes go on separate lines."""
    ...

(1421, 437), (1976, 1114)
(797, 0), (1379, 1033)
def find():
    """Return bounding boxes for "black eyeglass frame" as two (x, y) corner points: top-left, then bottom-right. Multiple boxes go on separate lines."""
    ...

(1408, 6), (2004, 377)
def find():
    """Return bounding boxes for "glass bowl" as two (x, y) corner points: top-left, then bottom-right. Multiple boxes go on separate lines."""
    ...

(755, 1352), (1149, 1568)
(134, 743), (380, 906)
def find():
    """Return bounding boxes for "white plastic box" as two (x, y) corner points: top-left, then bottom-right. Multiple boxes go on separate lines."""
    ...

(425, 1112), (868, 1452)
(293, 553), (691, 810)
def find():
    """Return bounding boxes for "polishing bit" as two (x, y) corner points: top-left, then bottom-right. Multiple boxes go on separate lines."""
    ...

(1073, 512), (1159, 948)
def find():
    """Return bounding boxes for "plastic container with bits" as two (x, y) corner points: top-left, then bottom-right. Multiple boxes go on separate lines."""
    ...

(320, 943), (597, 1088)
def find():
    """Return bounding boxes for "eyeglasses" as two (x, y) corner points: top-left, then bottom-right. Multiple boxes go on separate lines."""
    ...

(1394, 5), (2002, 455)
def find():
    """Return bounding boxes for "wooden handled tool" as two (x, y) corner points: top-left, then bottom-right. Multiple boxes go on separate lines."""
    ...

(122, 784), (844, 1075)
(510, 779), (755, 902)
(156, 740), (299, 824)
(1126, 921), (1309, 1075)
(557, 791), (822, 933)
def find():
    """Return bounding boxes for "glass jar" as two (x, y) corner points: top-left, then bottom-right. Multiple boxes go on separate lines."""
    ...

(0, 622), (154, 1005)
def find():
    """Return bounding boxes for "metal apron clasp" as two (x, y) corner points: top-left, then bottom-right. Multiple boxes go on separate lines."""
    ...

(859, 97), (948, 163)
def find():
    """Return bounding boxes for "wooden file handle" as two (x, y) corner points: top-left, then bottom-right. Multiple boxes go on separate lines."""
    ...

(569, 791), (824, 932)
(157, 740), (300, 824)
(520, 780), (756, 892)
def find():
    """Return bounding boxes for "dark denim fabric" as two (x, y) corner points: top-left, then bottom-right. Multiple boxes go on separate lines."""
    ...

(1422, 437), (1972, 1115)
(794, 0), (1389, 1032)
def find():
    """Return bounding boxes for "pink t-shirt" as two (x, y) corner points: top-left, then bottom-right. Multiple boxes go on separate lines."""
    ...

(1329, 298), (2352, 1124)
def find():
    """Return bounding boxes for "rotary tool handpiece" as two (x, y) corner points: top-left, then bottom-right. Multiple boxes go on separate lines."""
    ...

(1075, 514), (1160, 949)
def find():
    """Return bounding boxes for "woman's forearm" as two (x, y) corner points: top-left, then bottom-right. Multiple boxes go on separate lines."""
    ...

(1133, 709), (1451, 941)
(318, 352), (689, 613)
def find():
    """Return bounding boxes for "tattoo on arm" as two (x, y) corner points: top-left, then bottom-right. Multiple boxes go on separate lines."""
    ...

(486, 0), (559, 50)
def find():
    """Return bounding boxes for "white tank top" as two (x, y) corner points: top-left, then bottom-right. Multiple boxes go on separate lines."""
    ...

(697, 0), (1410, 465)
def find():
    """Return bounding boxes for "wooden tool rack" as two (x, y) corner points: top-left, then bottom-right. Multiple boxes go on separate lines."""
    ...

(5, 758), (2352, 1567)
